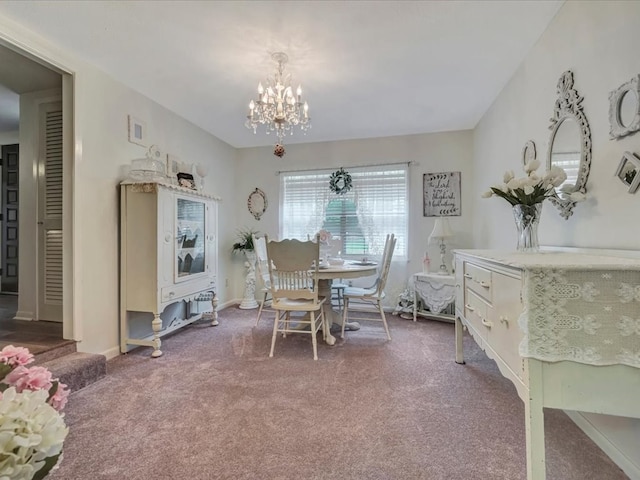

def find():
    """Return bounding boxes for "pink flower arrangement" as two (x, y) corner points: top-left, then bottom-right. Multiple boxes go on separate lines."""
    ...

(316, 229), (332, 245)
(0, 344), (70, 412)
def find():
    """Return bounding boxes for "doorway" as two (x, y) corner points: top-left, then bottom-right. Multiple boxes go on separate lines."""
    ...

(0, 42), (70, 350)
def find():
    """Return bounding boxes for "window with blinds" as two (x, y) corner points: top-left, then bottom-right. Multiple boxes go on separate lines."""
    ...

(280, 164), (408, 259)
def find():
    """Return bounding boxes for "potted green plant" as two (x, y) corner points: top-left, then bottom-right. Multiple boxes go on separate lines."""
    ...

(232, 228), (257, 254)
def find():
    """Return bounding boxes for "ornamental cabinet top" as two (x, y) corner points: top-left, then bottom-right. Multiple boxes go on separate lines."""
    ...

(120, 179), (222, 201)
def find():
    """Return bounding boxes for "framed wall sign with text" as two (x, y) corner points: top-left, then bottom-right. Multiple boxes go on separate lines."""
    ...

(423, 171), (461, 217)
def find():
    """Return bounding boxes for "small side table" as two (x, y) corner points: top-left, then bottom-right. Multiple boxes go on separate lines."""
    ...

(412, 272), (456, 323)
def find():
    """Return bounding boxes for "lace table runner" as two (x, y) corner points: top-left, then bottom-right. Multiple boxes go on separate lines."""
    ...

(519, 268), (640, 368)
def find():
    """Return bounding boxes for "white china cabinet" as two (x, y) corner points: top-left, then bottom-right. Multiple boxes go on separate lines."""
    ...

(120, 181), (220, 357)
(454, 249), (640, 480)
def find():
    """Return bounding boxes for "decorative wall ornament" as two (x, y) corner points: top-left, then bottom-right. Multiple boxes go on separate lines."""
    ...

(522, 140), (536, 165)
(614, 151), (640, 193)
(546, 70), (592, 220)
(329, 167), (353, 195)
(248, 188), (267, 220)
(423, 172), (461, 217)
(273, 143), (286, 158)
(608, 74), (640, 139)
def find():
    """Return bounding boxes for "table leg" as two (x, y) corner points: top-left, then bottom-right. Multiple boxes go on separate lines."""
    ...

(317, 279), (360, 345)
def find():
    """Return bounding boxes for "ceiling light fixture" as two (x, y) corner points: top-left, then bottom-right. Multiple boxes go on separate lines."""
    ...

(245, 52), (311, 157)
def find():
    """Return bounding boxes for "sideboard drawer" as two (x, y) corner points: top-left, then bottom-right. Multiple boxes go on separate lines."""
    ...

(463, 262), (492, 301)
(161, 276), (216, 303)
(464, 289), (489, 341)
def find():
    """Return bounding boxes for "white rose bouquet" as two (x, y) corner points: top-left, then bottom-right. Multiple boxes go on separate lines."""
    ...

(0, 345), (70, 480)
(482, 160), (586, 206)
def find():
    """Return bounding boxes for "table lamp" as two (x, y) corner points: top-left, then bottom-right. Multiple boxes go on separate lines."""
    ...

(429, 218), (454, 275)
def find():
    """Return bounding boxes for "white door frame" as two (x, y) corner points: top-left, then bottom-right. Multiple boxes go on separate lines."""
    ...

(0, 37), (77, 341)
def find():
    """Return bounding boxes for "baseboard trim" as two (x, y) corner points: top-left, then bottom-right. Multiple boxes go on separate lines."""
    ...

(14, 310), (34, 321)
(565, 410), (640, 480)
(99, 346), (120, 361)
(221, 299), (241, 310)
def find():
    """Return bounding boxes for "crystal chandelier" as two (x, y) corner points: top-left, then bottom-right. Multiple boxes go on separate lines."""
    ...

(245, 52), (311, 157)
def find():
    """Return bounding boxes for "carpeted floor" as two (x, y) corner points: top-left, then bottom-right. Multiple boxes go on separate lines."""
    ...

(49, 307), (628, 480)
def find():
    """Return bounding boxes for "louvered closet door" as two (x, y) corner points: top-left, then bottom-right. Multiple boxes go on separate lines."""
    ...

(37, 102), (63, 322)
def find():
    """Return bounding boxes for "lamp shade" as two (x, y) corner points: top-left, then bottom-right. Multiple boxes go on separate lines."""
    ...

(429, 218), (454, 242)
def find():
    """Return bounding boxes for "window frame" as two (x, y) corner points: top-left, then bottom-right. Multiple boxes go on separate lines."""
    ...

(279, 163), (409, 261)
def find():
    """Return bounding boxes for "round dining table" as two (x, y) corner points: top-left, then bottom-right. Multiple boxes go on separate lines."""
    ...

(315, 262), (378, 345)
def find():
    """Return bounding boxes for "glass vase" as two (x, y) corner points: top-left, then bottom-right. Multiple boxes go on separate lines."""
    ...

(512, 203), (542, 252)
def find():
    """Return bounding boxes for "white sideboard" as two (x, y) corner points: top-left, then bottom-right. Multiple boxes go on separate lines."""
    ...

(120, 181), (220, 357)
(454, 249), (640, 480)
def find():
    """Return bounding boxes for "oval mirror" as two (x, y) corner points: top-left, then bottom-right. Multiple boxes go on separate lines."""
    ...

(619, 89), (638, 128)
(546, 71), (592, 220)
(549, 117), (581, 194)
(247, 188), (267, 221)
(522, 140), (536, 166)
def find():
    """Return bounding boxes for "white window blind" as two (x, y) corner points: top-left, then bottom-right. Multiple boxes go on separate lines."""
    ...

(279, 164), (408, 259)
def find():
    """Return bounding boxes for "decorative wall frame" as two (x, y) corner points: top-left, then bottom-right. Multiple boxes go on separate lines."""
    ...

(546, 70), (592, 220)
(522, 140), (536, 165)
(614, 151), (640, 193)
(127, 115), (147, 146)
(608, 74), (640, 139)
(248, 188), (267, 220)
(423, 171), (461, 217)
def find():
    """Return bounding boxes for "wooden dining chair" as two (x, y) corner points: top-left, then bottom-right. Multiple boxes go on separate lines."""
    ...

(341, 234), (397, 340)
(265, 236), (327, 360)
(252, 234), (272, 326)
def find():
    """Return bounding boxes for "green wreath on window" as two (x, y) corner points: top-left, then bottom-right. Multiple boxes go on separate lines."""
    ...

(329, 167), (353, 195)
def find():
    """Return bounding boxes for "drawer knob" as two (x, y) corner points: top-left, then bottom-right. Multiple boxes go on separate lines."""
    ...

(168, 292), (175, 298)
(464, 304), (475, 312)
(463, 273), (472, 279)
(481, 318), (493, 328)
(480, 281), (490, 288)
(500, 316), (509, 326)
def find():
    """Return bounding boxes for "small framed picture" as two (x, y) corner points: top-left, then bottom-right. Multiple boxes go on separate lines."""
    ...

(177, 172), (196, 190)
(614, 151), (640, 193)
(128, 115), (146, 146)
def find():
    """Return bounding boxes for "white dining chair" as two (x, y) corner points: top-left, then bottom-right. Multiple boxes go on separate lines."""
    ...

(265, 235), (327, 360)
(341, 234), (396, 340)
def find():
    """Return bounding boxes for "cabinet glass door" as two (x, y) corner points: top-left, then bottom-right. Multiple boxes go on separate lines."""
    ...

(176, 197), (206, 280)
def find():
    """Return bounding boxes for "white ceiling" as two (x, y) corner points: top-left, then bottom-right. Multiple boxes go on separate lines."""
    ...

(0, 0), (564, 148)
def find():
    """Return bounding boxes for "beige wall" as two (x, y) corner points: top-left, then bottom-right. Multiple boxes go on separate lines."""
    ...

(234, 131), (474, 306)
(0, 14), (237, 358)
(472, 1), (640, 476)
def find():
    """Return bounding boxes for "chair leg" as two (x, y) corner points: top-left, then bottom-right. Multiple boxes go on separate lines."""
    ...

(378, 301), (391, 340)
(310, 311), (318, 361)
(255, 292), (268, 326)
(269, 310), (280, 357)
(320, 307), (327, 342)
(341, 297), (349, 339)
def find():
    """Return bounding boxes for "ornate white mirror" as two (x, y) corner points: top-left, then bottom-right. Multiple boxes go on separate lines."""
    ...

(247, 188), (267, 220)
(547, 71), (592, 220)
(609, 74), (640, 139)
